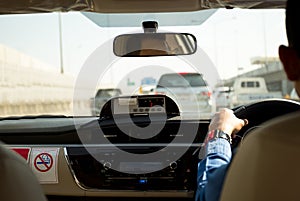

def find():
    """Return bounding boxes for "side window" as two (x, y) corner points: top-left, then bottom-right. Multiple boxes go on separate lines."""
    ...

(241, 81), (260, 88)
(96, 90), (102, 97)
(241, 82), (246, 88)
(247, 81), (260, 88)
(247, 81), (255, 88)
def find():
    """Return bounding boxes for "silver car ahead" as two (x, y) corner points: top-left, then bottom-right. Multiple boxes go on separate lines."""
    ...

(155, 73), (215, 119)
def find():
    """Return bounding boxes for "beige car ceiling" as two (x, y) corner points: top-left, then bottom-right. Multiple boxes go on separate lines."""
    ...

(0, 0), (287, 14)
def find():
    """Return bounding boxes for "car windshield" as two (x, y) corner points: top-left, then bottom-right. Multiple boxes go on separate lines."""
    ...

(0, 8), (289, 119)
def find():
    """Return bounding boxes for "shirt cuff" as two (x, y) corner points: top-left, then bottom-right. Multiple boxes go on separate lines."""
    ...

(206, 138), (232, 160)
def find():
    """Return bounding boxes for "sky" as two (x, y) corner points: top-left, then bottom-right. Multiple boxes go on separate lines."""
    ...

(0, 8), (287, 87)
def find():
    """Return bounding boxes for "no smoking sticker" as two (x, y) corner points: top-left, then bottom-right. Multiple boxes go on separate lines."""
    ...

(30, 148), (59, 184)
(34, 153), (53, 172)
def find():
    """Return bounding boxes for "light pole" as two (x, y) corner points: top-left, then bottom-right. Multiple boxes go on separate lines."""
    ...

(237, 67), (244, 77)
(262, 12), (268, 69)
(58, 12), (64, 74)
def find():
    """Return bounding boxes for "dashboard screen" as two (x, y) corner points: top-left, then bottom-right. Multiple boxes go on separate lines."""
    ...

(138, 97), (165, 108)
(113, 96), (165, 114)
(119, 162), (163, 173)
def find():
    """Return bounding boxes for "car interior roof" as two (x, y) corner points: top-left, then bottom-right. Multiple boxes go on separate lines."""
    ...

(0, 0), (287, 14)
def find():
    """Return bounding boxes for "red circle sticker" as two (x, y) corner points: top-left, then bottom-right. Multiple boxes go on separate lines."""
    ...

(34, 153), (53, 172)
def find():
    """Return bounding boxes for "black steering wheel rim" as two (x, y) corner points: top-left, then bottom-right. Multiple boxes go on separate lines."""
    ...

(231, 99), (300, 148)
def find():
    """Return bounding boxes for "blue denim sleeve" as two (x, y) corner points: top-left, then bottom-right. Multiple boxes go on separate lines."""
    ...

(195, 138), (232, 201)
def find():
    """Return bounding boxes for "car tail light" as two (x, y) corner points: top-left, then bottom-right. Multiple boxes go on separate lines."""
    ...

(202, 91), (212, 98)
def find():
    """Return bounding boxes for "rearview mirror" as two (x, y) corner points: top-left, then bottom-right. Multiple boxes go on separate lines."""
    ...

(113, 33), (197, 57)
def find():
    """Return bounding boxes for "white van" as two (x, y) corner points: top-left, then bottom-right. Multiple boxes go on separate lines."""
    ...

(230, 77), (282, 107)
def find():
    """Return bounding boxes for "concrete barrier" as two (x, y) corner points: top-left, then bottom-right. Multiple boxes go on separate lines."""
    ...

(0, 44), (89, 117)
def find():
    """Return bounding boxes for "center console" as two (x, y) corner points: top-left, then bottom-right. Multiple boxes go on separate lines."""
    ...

(64, 95), (205, 197)
(65, 145), (199, 192)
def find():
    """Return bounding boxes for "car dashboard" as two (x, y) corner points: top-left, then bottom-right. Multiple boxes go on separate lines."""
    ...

(0, 95), (210, 200)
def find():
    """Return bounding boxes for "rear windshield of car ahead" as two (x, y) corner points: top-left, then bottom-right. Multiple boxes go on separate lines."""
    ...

(96, 89), (121, 97)
(157, 73), (207, 88)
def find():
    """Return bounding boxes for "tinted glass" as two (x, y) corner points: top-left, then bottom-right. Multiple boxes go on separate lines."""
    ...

(157, 73), (207, 87)
(96, 89), (121, 97)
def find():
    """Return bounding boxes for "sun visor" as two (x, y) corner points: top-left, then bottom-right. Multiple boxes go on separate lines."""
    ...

(0, 0), (94, 14)
(0, 0), (286, 14)
(200, 0), (286, 9)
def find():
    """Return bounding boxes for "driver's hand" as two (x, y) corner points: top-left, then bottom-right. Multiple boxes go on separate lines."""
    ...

(209, 108), (248, 137)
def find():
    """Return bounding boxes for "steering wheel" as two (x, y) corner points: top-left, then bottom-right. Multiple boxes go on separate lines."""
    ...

(231, 99), (300, 149)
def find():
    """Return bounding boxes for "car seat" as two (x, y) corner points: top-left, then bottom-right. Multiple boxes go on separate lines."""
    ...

(0, 143), (47, 201)
(220, 112), (300, 201)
